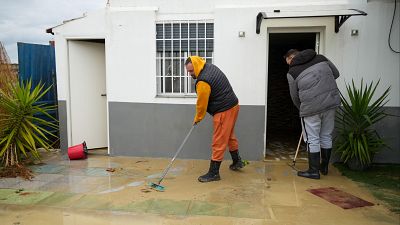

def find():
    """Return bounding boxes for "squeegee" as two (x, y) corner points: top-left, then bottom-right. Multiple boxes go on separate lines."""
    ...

(149, 124), (196, 192)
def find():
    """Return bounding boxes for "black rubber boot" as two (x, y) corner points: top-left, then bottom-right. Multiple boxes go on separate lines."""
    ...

(320, 148), (332, 175)
(198, 160), (221, 182)
(229, 150), (244, 171)
(298, 151), (320, 179)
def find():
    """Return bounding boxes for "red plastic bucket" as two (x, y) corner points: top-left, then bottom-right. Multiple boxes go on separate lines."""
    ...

(68, 141), (88, 160)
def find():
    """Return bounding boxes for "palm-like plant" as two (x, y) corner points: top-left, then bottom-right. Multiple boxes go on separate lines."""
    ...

(335, 79), (390, 169)
(0, 80), (58, 167)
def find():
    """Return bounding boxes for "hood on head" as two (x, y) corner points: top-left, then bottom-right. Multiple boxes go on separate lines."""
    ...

(189, 56), (206, 77)
(291, 49), (316, 66)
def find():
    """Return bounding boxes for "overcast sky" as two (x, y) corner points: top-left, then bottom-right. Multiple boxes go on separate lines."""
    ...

(0, 0), (106, 63)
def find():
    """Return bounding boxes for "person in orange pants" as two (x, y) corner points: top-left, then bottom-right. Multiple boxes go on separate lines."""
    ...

(185, 56), (245, 183)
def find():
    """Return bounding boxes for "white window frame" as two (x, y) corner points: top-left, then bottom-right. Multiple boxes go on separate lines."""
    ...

(156, 20), (214, 97)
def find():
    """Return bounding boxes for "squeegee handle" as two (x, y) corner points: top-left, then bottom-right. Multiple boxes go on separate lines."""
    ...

(293, 132), (303, 163)
(157, 125), (196, 184)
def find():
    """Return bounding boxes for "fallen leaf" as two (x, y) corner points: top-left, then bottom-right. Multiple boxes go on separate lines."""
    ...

(140, 189), (151, 193)
(19, 192), (31, 196)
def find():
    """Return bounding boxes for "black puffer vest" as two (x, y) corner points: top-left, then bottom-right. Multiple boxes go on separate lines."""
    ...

(196, 64), (238, 115)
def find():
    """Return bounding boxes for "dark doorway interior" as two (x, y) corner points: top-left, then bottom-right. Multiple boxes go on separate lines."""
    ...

(266, 33), (316, 159)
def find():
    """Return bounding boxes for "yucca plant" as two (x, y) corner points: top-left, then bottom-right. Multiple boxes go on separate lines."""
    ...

(0, 80), (58, 168)
(335, 79), (390, 170)
(0, 63), (18, 130)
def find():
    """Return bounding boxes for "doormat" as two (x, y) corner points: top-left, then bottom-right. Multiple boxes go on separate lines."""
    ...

(307, 187), (374, 209)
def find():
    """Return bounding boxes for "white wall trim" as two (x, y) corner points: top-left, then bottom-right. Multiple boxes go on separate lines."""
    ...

(215, 2), (347, 9)
(156, 13), (214, 21)
(63, 36), (106, 40)
(108, 6), (159, 12)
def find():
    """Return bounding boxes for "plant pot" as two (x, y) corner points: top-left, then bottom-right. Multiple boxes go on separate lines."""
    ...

(346, 157), (371, 171)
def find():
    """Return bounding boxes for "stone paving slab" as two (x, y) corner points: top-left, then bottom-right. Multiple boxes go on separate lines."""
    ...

(0, 177), (23, 189)
(113, 199), (154, 213)
(147, 199), (191, 215)
(72, 194), (112, 210)
(16, 180), (50, 190)
(0, 189), (53, 205)
(83, 167), (112, 177)
(29, 164), (67, 174)
(36, 192), (84, 208)
(188, 200), (230, 217)
(231, 201), (267, 219)
(1, 152), (398, 225)
(0, 189), (269, 219)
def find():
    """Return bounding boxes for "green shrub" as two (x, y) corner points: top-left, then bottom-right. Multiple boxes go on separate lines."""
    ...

(0, 80), (58, 167)
(335, 79), (390, 167)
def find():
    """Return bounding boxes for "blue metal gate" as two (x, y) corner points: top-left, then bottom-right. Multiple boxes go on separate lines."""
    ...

(17, 42), (59, 146)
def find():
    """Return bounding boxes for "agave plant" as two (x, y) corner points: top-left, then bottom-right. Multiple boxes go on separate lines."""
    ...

(335, 79), (390, 169)
(0, 80), (58, 167)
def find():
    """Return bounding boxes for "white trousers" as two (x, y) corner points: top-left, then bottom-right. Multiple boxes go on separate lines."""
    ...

(301, 108), (336, 153)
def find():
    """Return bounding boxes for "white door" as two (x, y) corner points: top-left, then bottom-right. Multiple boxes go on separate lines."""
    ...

(68, 41), (107, 149)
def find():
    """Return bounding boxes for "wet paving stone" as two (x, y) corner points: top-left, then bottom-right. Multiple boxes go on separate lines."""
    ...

(1, 151), (397, 224)
(0, 178), (23, 189)
(188, 200), (230, 217)
(83, 167), (111, 177)
(15, 180), (50, 190)
(0, 189), (16, 200)
(231, 201), (268, 219)
(147, 199), (191, 215)
(36, 192), (83, 208)
(71, 194), (112, 210)
(68, 177), (109, 194)
(111, 168), (144, 177)
(113, 199), (154, 213)
(0, 190), (53, 205)
(31, 174), (64, 182)
(29, 164), (67, 174)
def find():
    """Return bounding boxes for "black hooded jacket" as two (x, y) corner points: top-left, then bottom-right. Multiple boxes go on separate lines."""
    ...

(287, 49), (341, 117)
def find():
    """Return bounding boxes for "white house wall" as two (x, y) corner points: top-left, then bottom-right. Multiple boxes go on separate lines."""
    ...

(53, 9), (106, 38)
(338, 0), (399, 107)
(214, 7), (267, 106)
(53, 9), (107, 101)
(52, 0), (400, 162)
(106, 9), (158, 103)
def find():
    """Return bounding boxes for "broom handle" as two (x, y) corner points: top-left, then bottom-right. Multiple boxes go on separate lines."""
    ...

(158, 125), (196, 184)
(293, 132), (303, 163)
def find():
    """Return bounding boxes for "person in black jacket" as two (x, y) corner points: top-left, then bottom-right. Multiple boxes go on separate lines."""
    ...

(285, 49), (340, 179)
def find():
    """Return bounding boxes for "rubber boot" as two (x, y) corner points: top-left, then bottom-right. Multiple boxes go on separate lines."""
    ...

(297, 151), (320, 179)
(320, 148), (332, 175)
(229, 150), (244, 171)
(198, 160), (221, 182)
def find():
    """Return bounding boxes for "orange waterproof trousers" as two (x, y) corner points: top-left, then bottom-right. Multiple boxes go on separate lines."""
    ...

(211, 105), (240, 161)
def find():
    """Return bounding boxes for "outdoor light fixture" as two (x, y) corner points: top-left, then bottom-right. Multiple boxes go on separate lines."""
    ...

(351, 29), (359, 36)
(238, 31), (245, 37)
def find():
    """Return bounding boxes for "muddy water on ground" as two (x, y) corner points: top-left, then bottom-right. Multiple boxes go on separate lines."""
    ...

(0, 151), (398, 225)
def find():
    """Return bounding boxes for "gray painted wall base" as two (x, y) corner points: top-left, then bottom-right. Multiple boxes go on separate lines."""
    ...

(58, 100), (68, 153)
(370, 107), (400, 164)
(58, 100), (399, 163)
(109, 102), (265, 161)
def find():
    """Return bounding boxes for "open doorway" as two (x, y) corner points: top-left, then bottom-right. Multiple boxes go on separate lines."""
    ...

(265, 33), (318, 160)
(68, 39), (108, 154)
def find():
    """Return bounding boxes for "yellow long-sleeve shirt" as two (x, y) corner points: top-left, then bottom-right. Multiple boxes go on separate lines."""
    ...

(194, 81), (211, 124)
